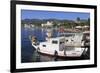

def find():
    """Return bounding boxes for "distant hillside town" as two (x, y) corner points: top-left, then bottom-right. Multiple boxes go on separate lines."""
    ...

(21, 18), (90, 29)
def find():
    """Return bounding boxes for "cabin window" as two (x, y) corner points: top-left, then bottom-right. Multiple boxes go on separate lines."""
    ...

(60, 42), (64, 44)
(43, 45), (46, 47)
(71, 40), (74, 41)
(66, 40), (68, 42)
(52, 40), (58, 44)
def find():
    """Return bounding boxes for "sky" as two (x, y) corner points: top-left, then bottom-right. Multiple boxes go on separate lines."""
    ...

(21, 10), (90, 20)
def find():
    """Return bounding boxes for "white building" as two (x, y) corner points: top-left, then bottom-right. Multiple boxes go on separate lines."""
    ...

(41, 21), (54, 27)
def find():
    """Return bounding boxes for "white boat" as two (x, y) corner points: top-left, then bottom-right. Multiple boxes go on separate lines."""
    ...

(31, 32), (88, 58)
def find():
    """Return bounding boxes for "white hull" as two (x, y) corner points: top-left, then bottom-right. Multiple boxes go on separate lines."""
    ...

(32, 44), (88, 57)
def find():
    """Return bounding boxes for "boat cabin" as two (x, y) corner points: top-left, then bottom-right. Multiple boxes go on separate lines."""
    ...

(39, 37), (65, 51)
(39, 32), (83, 52)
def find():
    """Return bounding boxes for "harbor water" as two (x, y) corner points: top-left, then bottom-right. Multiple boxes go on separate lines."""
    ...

(21, 27), (90, 63)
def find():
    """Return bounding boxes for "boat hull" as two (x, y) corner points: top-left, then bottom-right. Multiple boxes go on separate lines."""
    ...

(32, 45), (88, 58)
(37, 51), (87, 60)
